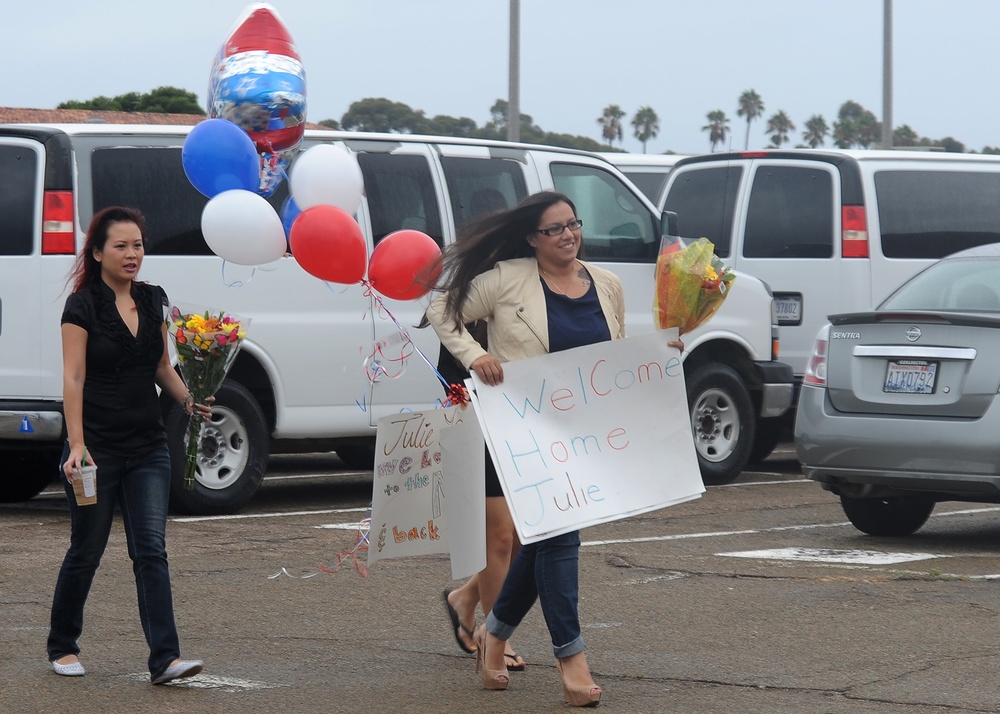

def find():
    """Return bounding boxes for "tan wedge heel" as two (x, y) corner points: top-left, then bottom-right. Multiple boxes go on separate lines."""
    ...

(474, 627), (509, 691)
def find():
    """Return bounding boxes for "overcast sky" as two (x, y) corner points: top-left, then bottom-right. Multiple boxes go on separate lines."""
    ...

(7, 0), (1000, 154)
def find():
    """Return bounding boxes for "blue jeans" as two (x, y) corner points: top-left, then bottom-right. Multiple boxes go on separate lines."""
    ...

(47, 442), (181, 679)
(486, 529), (586, 659)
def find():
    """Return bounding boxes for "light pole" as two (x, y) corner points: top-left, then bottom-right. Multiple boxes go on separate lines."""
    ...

(507, 0), (520, 142)
(881, 0), (893, 148)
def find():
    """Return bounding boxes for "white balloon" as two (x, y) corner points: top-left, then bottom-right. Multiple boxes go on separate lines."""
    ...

(201, 190), (287, 266)
(289, 144), (364, 213)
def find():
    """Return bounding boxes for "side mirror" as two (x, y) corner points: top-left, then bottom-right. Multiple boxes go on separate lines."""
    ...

(660, 210), (679, 238)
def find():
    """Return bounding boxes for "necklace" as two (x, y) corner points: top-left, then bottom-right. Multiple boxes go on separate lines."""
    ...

(539, 261), (579, 297)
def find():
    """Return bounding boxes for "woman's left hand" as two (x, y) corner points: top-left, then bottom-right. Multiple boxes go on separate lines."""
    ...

(668, 339), (685, 353)
(185, 395), (215, 420)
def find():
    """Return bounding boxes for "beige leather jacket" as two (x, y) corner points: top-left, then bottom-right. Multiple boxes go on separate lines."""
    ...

(425, 257), (626, 370)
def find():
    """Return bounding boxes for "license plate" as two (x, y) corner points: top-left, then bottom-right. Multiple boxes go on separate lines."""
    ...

(774, 293), (802, 325)
(883, 360), (937, 394)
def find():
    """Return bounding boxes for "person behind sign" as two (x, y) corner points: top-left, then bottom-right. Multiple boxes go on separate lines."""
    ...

(426, 190), (683, 706)
(437, 321), (526, 672)
(47, 206), (209, 684)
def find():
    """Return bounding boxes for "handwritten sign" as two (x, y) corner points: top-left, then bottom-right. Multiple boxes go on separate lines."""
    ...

(470, 329), (703, 544)
(368, 404), (486, 575)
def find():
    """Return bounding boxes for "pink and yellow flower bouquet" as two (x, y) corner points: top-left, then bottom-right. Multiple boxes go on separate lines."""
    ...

(654, 237), (735, 334)
(166, 307), (249, 488)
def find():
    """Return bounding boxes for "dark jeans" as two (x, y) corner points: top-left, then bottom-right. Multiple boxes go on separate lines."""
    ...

(485, 529), (586, 658)
(47, 442), (181, 678)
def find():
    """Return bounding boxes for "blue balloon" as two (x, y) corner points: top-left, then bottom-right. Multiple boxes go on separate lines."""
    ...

(280, 195), (301, 240)
(182, 118), (260, 198)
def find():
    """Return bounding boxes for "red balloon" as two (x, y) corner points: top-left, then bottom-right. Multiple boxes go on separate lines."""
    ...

(289, 205), (367, 284)
(367, 230), (443, 300)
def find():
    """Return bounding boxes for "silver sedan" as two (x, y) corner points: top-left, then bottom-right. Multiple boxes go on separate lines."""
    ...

(795, 244), (1000, 536)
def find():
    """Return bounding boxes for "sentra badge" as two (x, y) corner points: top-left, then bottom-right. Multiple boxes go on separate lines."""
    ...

(830, 331), (860, 339)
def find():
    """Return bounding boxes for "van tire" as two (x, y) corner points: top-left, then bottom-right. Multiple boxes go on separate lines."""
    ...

(166, 380), (269, 515)
(686, 364), (755, 485)
(0, 449), (60, 502)
(839, 495), (935, 536)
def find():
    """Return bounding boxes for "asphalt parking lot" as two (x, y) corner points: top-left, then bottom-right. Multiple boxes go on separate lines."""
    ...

(4, 442), (1000, 713)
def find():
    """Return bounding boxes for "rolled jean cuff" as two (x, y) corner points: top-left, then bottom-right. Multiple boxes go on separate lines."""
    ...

(553, 634), (586, 659)
(485, 611), (517, 641)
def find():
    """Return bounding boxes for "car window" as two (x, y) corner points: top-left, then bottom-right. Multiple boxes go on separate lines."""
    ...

(875, 170), (1000, 259)
(92, 147), (217, 255)
(358, 153), (443, 247)
(0, 143), (38, 256)
(551, 162), (657, 263)
(622, 171), (666, 204)
(440, 156), (527, 231)
(743, 165), (833, 259)
(880, 257), (1000, 311)
(662, 166), (739, 258)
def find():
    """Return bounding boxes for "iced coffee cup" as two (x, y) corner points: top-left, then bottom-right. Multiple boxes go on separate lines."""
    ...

(72, 465), (97, 506)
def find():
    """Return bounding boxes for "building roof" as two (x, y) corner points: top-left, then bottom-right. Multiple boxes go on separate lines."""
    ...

(0, 107), (331, 130)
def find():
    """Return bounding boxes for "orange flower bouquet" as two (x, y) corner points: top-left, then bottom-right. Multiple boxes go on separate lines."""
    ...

(654, 237), (735, 334)
(166, 307), (249, 488)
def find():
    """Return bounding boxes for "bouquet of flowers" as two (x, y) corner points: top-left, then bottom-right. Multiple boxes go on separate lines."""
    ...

(654, 236), (735, 334)
(166, 306), (249, 488)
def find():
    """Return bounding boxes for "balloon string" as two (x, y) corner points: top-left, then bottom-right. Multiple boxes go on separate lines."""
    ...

(361, 280), (451, 392)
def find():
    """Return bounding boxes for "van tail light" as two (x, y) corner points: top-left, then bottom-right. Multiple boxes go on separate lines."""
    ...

(803, 324), (830, 386)
(770, 298), (780, 361)
(841, 205), (868, 258)
(42, 191), (76, 255)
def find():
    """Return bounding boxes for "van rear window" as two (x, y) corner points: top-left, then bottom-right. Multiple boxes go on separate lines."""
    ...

(875, 170), (1000, 259)
(662, 166), (740, 258)
(92, 147), (214, 255)
(0, 144), (38, 256)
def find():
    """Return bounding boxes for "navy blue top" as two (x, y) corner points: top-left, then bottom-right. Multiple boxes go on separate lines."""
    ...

(61, 280), (169, 457)
(541, 274), (612, 353)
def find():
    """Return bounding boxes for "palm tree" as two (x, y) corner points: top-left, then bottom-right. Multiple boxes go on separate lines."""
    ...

(631, 106), (660, 153)
(598, 105), (626, 148)
(802, 115), (828, 148)
(765, 111), (795, 148)
(736, 89), (764, 150)
(702, 110), (730, 152)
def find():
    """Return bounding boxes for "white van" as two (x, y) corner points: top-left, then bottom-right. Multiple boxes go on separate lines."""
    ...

(0, 124), (792, 513)
(600, 153), (687, 204)
(658, 149), (1000, 386)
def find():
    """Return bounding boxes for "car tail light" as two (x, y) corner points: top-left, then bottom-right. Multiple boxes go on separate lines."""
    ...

(841, 205), (868, 258)
(42, 191), (76, 255)
(803, 324), (830, 386)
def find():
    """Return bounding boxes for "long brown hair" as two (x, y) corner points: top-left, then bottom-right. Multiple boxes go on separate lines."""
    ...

(434, 191), (577, 330)
(66, 206), (146, 293)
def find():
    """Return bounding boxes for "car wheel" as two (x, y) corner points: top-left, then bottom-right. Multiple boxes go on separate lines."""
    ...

(166, 380), (269, 515)
(748, 415), (789, 464)
(0, 449), (60, 502)
(839, 495), (935, 536)
(336, 443), (375, 470)
(686, 363), (755, 485)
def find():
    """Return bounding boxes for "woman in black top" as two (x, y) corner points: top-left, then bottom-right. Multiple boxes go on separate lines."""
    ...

(47, 206), (208, 684)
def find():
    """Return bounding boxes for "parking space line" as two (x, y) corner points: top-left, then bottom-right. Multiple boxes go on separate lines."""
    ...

(172, 507), (369, 523)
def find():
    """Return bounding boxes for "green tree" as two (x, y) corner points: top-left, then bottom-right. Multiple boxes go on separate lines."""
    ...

(893, 124), (919, 147)
(58, 86), (204, 115)
(598, 104), (626, 148)
(631, 106), (660, 154)
(765, 110), (795, 148)
(802, 115), (828, 148)
(319, 118), (341, 130)
(340, 98), (426, 133)
(425, 115), (479, 138)
(702, 110), (730, 152)
(832, 100), (880, 149)
(936, 136), (966, 153)
(736, 89), (764, 150)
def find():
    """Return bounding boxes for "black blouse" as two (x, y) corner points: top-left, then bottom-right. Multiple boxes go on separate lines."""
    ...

(61, 280), (169, 457)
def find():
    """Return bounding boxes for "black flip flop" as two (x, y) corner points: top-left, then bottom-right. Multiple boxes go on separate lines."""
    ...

(505, 651), (526, 672)
(443, 589), (476, 654)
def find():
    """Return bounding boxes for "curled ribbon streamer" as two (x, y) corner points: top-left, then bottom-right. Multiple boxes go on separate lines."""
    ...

(360, 279), (452, 393)
(267, 567), (320, 579)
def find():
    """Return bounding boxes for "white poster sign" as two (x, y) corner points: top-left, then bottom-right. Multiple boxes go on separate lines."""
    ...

(368, 405), (486, 572)
(470, 329), (704, 544)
